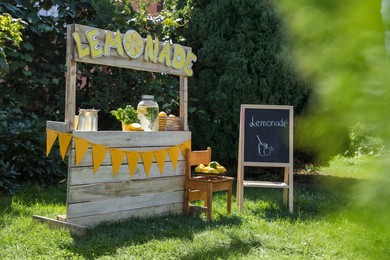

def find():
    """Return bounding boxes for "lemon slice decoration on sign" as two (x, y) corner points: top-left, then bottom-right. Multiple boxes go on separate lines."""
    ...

(123, 30), (144, 58)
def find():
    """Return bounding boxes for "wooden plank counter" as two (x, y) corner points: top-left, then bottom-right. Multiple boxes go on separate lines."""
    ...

(65, 131), (190, 228)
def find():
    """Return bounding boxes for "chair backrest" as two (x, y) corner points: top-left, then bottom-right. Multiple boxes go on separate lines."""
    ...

(185, 147), (212, 178)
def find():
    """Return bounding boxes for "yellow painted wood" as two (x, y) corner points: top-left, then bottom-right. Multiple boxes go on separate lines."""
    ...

(72, 24), (193, 76)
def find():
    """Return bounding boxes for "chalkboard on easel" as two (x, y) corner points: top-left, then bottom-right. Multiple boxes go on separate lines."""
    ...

(240, 105), (293, 166)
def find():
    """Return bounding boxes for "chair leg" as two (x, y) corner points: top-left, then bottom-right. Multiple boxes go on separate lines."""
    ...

(183, 189), (189, 214)
(227, 183), (232, 214)
(206, 183), (213, 221)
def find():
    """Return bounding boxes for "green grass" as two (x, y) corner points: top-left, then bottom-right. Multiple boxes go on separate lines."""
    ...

(1, 156), (389, 259)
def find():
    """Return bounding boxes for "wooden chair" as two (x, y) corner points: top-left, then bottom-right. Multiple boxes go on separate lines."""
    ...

(183, 147), (234, 221)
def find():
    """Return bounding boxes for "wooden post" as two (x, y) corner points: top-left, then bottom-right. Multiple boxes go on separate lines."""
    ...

(65, 24), (77, 131)
(180, 76), (188, 131)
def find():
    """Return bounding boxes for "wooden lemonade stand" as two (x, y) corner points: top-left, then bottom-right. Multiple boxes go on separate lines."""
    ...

(35, 24), (197, 233)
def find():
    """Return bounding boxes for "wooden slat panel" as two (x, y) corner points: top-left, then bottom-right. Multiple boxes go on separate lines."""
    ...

(46, 121), (69, 132)
(69, 161), (185, 185)
(67, 190), (183, 218)
(71, 131), (190, 147)
(69, 176), (184, 203)
(67, 203), (182, 228)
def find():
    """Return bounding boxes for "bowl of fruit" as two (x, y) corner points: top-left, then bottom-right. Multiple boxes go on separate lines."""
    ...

(194, 161), (227, 177)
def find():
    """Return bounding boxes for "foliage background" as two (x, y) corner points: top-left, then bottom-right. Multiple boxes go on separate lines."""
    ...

(278, 0), (390, 236)
(185, 0), (311, 165)
(1, 0), (312, 193)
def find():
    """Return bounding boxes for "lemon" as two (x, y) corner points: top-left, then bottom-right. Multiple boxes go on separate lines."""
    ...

(137, 106), (147, 114)
(129, 123), (144, 131)
(195, 164), (205, 173)
(217, 166), (227, 173)
(123, 30), (144, 58)
(159, 111), (167, 117)
(209, 168), (219, 174)
(168, 114), (176, 117)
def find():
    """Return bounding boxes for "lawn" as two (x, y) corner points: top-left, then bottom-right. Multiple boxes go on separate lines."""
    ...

(1, 156), (389, 259)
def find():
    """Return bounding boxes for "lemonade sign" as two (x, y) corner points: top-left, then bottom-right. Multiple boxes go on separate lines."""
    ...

(72, 26), (197, 76)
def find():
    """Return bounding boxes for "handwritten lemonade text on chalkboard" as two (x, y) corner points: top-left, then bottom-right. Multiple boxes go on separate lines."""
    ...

(249, 116), (288, 128)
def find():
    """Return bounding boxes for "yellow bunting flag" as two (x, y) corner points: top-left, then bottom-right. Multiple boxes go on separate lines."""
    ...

(110, 148), (125, 176)
(74, 137), (90, 166)
(179, 139), (192, 157)
(141, 152), (154, 177)
(126, 151), (139, 177)
(167, 146), (179, 171)
(154, 150), (166, 175)
(46, 129), (58, 157)
(91, 144), (108, 174)
(58, 132), (73, 160)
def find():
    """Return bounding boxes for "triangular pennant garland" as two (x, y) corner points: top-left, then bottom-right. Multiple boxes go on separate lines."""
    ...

(46, 129), (58, 157)
(126, 151), (139, 177)
(141, 152), (154, 177)
(74, 137), (90, 166)
(179, 140), (191, 157)
(110, 148), (125, 176)
(46, 130), (191, 176)
(58, 132), (73, 160)
(154, 150), (166, 175)
(91, 144), (108, 174)
(167, 146), (179, 171)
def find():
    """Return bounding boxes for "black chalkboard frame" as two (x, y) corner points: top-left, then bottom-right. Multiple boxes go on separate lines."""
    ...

(237, 104), (294, 213)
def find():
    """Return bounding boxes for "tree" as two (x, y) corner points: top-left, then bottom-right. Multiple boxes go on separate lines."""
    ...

(184, 0), (311, 164)
(0, 13), (24, 76)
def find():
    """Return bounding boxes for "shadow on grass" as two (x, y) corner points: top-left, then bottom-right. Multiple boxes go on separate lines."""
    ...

(65, 211), (242, 259)
(0, 184), (67, 217)
(62, 174), (360, 259)
(1, 174), (360, 259)
(241, 174), (361, 220)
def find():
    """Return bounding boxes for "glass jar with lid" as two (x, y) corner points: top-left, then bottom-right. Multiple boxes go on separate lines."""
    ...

(137, 95), (159, 131)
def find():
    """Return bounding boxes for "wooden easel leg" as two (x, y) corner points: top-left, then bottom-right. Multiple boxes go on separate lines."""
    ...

(237, 164), (244, 212)
(283, 167), (289, 205)
(288, 167), (294, 213)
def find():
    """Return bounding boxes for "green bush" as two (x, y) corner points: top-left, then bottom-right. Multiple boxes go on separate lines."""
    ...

(346, 122), (384, 157)
(0, 0), (192, 193)
(0, 97), (66, 194)
(185, 0), (311, 165)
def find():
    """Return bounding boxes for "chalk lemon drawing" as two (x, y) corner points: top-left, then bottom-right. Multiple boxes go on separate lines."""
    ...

(123, 30), (144, 58)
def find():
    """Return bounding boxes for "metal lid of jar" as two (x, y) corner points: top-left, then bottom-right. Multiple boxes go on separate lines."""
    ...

(141, 95), (154, 100)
